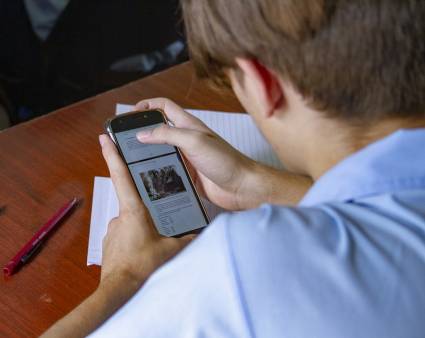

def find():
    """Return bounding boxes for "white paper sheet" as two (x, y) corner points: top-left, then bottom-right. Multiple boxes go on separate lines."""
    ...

(87, 177), (119, 265)
(87, 104), (283, 265)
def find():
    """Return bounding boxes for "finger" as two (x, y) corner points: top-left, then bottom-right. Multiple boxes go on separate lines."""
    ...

(136, 124), (206, 152)
(177, 155), (207, 197)
(135, 97), (209, 132)
(99, 134), (143, 212)
(180, 154), (197, 180)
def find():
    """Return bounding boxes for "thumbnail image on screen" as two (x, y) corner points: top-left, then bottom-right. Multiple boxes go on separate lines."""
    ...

(140, 165), (187, 201)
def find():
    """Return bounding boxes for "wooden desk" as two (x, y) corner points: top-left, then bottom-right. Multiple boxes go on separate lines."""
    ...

(0, 62), (242, 337)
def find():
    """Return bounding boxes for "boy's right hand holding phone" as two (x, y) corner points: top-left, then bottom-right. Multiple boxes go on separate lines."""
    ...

(135, 98), (312, 210)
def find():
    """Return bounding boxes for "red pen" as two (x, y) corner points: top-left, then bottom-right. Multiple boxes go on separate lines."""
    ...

(3, 197), (78, 276)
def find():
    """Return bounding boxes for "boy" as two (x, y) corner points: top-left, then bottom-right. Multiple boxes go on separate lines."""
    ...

(44, 1), (425, 337)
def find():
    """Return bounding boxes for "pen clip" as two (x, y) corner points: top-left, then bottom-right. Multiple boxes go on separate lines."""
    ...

(20, 241), (43, 264)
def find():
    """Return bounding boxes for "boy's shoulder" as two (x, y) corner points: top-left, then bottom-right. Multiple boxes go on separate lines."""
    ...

(219, 199), (425, 338)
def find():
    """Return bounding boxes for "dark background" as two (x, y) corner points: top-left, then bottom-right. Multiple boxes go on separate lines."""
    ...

(0, 0), (186, 126)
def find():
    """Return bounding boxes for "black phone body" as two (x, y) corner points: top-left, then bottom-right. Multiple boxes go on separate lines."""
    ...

(105, 110), (210, 237)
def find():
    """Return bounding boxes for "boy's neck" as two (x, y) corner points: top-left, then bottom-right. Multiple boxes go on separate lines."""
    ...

(307, 117), (425, 181)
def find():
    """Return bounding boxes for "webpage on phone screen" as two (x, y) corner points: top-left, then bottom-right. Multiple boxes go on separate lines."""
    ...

(114, 124), (208, 236)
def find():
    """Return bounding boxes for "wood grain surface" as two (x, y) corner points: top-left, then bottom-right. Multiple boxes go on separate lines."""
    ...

(0, 62), (242, 337)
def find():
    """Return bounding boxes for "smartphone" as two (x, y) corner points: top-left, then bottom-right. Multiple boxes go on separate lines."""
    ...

(105, 110), (210, 237)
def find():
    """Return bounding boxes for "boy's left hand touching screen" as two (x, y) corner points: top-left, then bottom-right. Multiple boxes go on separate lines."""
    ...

(41, 134), (194, 338)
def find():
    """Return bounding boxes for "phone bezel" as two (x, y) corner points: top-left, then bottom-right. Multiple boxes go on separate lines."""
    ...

(105, 109), (210, 237)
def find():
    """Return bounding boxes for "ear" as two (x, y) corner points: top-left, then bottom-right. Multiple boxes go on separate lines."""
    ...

(235, 58), (284, 118)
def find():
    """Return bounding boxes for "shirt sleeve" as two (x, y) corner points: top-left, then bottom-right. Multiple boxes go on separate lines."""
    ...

(88, 214), (252, 338)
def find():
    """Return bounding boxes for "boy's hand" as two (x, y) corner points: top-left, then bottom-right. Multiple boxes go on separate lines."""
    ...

(99, 134), (194, 291)
(135, 98), (259, 210)
(135, 98), (311, 210)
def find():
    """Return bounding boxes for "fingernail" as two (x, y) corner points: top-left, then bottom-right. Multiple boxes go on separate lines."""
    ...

(99, 134), (106, 147)
(137, 130), (152, 141)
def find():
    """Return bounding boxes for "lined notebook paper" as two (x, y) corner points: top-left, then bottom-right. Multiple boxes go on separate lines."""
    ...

(87, 104), (284, 265)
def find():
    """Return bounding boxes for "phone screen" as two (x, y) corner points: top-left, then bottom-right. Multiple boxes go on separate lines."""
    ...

(113, 121), (209, 237)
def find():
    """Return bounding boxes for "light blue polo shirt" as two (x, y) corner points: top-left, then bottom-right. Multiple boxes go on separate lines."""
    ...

(90, 128), (425, 338)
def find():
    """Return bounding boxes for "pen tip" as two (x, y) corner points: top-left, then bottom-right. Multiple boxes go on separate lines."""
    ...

(3, 265), (12, 277)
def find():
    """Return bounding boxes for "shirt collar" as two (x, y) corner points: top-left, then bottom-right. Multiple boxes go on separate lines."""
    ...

(299, 128), (425, 207)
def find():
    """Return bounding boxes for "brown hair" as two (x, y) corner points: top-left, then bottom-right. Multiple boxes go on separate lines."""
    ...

(181, 0), (425, 122)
